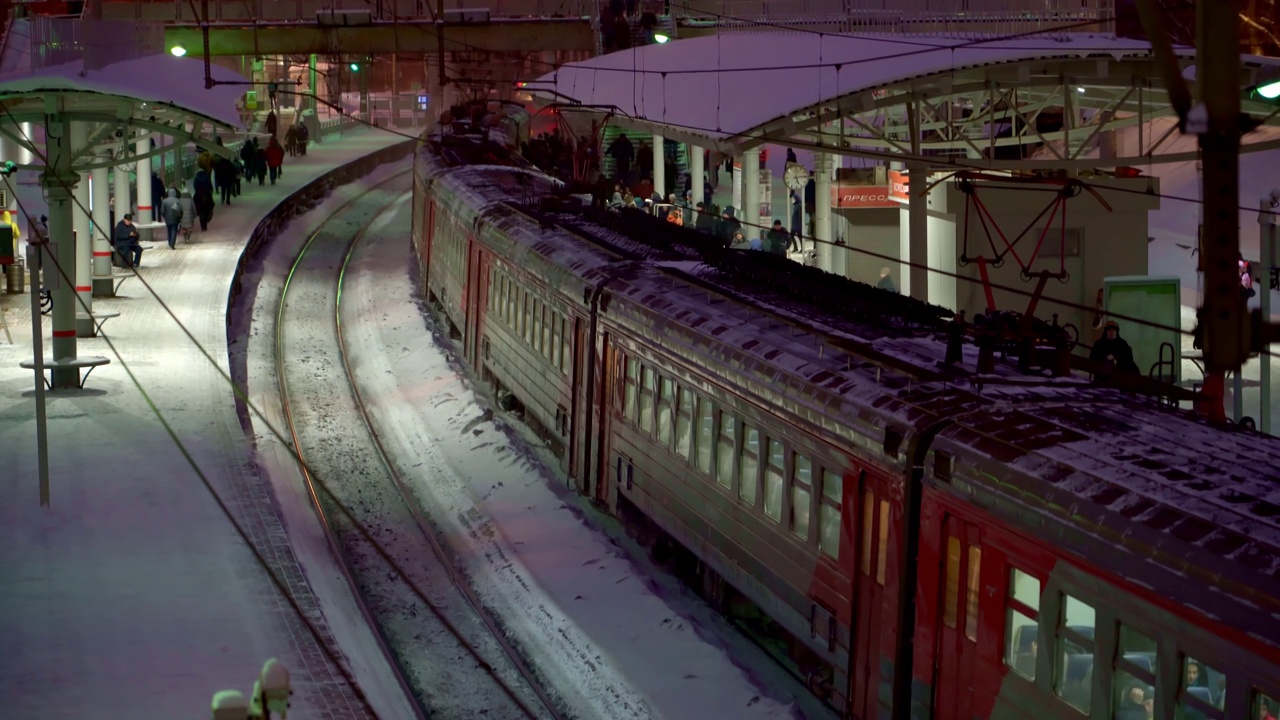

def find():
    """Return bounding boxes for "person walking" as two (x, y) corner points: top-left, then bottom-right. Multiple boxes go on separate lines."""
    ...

(160, 188), (183, 249)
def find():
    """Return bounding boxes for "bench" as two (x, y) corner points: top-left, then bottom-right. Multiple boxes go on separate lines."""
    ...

(76, 310), (120, 336)
(20, 355), (111, 389)
(93, 269), (136, 296)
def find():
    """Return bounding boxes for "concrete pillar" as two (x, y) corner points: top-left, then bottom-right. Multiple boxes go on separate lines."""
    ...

(907, 162), (929, 302)
(20, 122), (36, 164)
(689, 142), (704, 207)
(651, 132), (665, 200)
(91, 151), (112, 297)
(136, 129), (153, 238)
(742, 148), (760, 240)
(113, 157), (130, 229)
(43, 116), (81, 387)
(71, 122), (94, 337)
(814, 152), (834, 273)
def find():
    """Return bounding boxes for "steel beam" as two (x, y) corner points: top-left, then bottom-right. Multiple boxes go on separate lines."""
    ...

(164, 20), (595, 56)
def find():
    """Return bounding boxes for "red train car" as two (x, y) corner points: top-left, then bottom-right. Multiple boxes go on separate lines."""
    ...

(412, 129), (1280, 720)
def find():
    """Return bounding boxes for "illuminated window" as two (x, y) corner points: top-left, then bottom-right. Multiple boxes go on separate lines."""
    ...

(738, 425), (759, 505)
(818, 469), (842, 558)
(1005, 568), (1041, 681)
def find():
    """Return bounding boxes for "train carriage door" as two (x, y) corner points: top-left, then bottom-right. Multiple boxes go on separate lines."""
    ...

(933, 514), (983, 720)
(851, 477), (892, 720)
(467, 247), (488, 368)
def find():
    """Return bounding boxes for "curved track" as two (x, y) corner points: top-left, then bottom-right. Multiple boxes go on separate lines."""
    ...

(272, 170), (566, 720)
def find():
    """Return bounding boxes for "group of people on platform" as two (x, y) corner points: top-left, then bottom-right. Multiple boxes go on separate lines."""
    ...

(109, 110), (298, 268)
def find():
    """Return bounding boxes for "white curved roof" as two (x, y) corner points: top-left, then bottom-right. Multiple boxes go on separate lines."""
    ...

(530, 32), (1279, 152)
(0, 54), (247, 129)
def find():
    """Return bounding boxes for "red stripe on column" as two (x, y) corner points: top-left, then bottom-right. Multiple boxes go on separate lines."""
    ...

(52, 330), (76, 337)
(138, 205), (152, 210)
(93, 251), (112, 257)
(76, 286), (92, 292)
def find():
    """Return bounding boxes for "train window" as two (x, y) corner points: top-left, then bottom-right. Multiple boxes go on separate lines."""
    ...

(1005, 568), (1041, 681)
(1055, 594), (1096, 713)
(738, 425), (760, 506)
(533, 301), (544, 355)
(1179, 657), (1224, 719)
(964, 547), (981, 641)
(716, 411), (736, 489)
(550, 312), (561, 369)
(640, 367), (655, 434)
(876, 500), (889, 585)
(695, 398), (714, 475)
(675, 388), (694, 460)
(861, 489), (875, 576)
(791, 455), (812, 542)
(560, 317), (571, 374)
(763, 439), (784, 523)
(657, 378), (674, 448)
(1255, 693), (1277, 720)
(818, 470), (841, 559)
(1113, 625), (1157, 720)
(624, 358), (638, 423)
(943, 536), (961, 628)
(541, 307), (552, 360)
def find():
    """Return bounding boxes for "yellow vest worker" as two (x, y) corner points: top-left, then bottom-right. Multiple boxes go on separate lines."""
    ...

(1, 210), (20, 242)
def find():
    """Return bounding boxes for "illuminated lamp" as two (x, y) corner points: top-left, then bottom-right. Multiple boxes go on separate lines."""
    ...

(1258, 81), (1280, 99)
(653, 33), (670, 44)
(170, 45), (187, 57)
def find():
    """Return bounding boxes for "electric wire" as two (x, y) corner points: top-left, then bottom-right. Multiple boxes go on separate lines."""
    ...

(6, 111), (569, 718)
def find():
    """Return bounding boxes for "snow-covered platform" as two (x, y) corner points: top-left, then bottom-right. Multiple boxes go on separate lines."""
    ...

(0, 128), (406, 720)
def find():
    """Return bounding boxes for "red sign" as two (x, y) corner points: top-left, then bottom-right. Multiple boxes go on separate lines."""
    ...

(888, 170), (909, 202)
(831, 185), (897, 209)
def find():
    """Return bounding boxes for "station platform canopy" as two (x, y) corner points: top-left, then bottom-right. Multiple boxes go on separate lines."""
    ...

(0, 53), (247, 169)
(528, 32), (1280, 170)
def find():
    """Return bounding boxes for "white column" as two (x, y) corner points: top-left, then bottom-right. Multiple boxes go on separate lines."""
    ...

(44, 116), (82, 388)
(91, 151), (112, 296)
(815, 152), (833, 272)
(71, 122), (94, 337)
(136, 129), (153, 240)
(19, 122), (36, 164)
(908, 162), (929, 302)
(651, 132), (665, 200)
(689, 142), (704, 207)
(113, 155), (130, 227)
(742, 148), (760, 240)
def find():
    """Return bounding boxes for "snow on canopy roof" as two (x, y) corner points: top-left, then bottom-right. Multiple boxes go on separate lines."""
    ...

(0, 54), (247, 129)
(531, 33), (1272, 150)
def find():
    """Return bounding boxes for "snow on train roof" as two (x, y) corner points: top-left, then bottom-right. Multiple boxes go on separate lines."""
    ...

(526, 33), (1254, 148)
(421, 139), (1280, 596)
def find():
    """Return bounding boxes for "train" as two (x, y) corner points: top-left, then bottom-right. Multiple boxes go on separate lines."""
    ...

(410, 121), (1280, 720)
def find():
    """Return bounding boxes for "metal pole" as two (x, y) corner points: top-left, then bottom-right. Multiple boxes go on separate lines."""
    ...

(44, 114), (80, 389)
(1262, 197), (1276, 434)
(28, 242), (49, 506)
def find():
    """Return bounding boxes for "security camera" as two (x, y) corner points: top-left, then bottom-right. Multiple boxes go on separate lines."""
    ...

(211, 689), (249, 720)
(113, 125), (124, 139)
(250, 658), (291, 719)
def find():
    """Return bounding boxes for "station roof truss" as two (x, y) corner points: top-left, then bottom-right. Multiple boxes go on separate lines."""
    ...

(531, 33), (1280, 170)
(0, 54), (246, 172)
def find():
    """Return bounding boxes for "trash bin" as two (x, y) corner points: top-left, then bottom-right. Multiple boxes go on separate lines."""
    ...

(5, 258), (24, 294)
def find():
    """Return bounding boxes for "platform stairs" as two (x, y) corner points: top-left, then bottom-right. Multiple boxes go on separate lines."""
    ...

(598, 123), (690, 200)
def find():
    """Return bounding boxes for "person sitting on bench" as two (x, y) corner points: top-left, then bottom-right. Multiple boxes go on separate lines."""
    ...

(113, 213), (143, 268)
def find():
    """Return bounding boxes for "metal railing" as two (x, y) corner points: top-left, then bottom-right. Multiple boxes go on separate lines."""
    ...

(99, 0), (593, 22)
(672, 0), (1116, 34)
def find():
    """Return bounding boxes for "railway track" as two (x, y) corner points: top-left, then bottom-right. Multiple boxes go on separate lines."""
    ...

(270, 168), (566, 720)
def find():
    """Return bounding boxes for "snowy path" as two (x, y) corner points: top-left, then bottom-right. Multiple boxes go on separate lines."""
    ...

(341, 186), (813, 719)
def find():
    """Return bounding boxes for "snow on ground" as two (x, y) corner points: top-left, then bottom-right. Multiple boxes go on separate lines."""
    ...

(340, 201), (820, 719)
(229, 159), (424, 720)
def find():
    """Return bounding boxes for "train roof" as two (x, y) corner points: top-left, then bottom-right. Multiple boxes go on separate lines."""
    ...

(416, 136), (1280, 643)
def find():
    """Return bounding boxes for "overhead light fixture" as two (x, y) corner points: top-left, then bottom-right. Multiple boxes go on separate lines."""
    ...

(653, 33), (670, 44)
(170, 45), (187, 57)
(1258, 81), (1280, 99)
(349, 62), (360, 72)
(1077, 87), (1086, 94)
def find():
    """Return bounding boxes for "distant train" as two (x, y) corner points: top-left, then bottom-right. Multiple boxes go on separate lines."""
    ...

(411, 126), (1280, 720)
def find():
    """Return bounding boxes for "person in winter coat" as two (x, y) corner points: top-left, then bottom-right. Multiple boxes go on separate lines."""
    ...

(1, 210), (20, 243)
(284, 125), (298, 157)
(716, 206), (741, 246)
(607, 133), (634, 181)
(765, 219), (790, 255)
(113, 213), (142, 268)
(266, 137), (285, 184)
(254, 146), (269, 185)
(295, 123), (309, 156)
(265, 110), (278, 138)
(193, 169), (215, 231)
(213, 154), (235, 206)
(1090, 321), (1140, 376)
(160, 188), (183, 249)
(150, 172), (166, 214)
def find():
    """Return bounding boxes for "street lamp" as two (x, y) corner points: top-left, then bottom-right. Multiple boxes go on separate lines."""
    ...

(170, 44), (187, 57)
